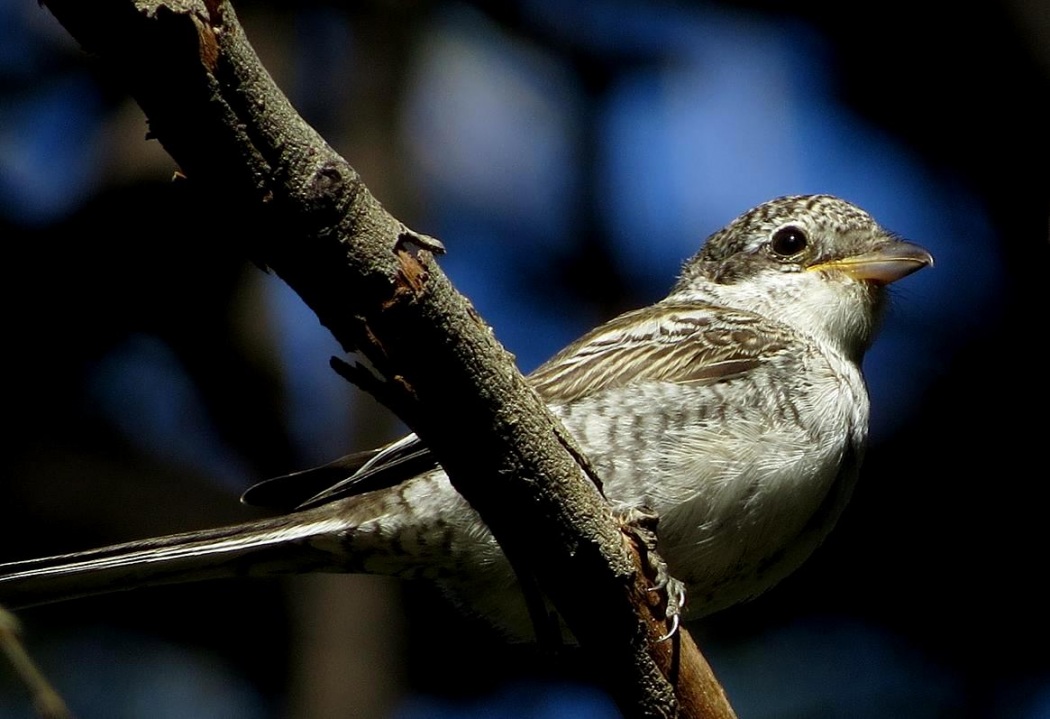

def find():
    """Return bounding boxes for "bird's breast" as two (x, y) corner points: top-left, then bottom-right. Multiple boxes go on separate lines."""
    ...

(560, 345), (869, 618)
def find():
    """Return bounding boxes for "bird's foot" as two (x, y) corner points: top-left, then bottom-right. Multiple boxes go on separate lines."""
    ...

(616, 506), (686, 641)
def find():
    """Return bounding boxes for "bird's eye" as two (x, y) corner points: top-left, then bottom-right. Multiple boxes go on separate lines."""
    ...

(770, 226), (808, 258)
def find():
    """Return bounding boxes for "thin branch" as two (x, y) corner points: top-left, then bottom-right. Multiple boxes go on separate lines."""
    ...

(0, 606), (72, 719)
(36, 1), (735, 716)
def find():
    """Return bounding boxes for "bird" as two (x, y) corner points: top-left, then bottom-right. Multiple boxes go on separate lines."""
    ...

(0, 194), (932, 640)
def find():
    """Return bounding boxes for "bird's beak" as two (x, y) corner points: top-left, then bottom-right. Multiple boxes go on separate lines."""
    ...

(808, 240), (934, 285)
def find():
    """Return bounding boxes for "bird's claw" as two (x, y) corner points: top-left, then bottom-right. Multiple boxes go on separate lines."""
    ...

(617, 506), (687, 642)
(653, 577), (687, 641)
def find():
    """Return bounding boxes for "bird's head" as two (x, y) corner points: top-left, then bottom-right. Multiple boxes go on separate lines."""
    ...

(671, 195), (933, 362)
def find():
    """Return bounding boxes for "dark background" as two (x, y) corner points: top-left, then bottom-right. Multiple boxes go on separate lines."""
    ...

(1, 0), (1047, 717)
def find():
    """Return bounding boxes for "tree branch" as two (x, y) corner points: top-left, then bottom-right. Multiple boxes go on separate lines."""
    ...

(0, 606), (71, 719)
(39, 1), (735, 716)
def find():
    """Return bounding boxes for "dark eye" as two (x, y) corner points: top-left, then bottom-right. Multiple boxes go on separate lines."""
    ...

(770, 226), (808, 257)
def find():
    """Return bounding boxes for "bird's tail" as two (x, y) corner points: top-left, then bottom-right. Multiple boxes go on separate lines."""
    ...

(0, 509), (351, 609)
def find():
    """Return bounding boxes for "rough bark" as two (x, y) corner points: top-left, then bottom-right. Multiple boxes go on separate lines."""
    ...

(38, 1), (736, 716)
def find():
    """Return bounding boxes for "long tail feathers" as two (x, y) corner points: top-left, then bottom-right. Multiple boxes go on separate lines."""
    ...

(0, 511), (351, 609)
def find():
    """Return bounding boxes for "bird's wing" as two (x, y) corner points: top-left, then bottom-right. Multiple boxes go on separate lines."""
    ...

(529, 301), (792, 404)
(241, 434), (437, 511)
(245, 301), (790, 511)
